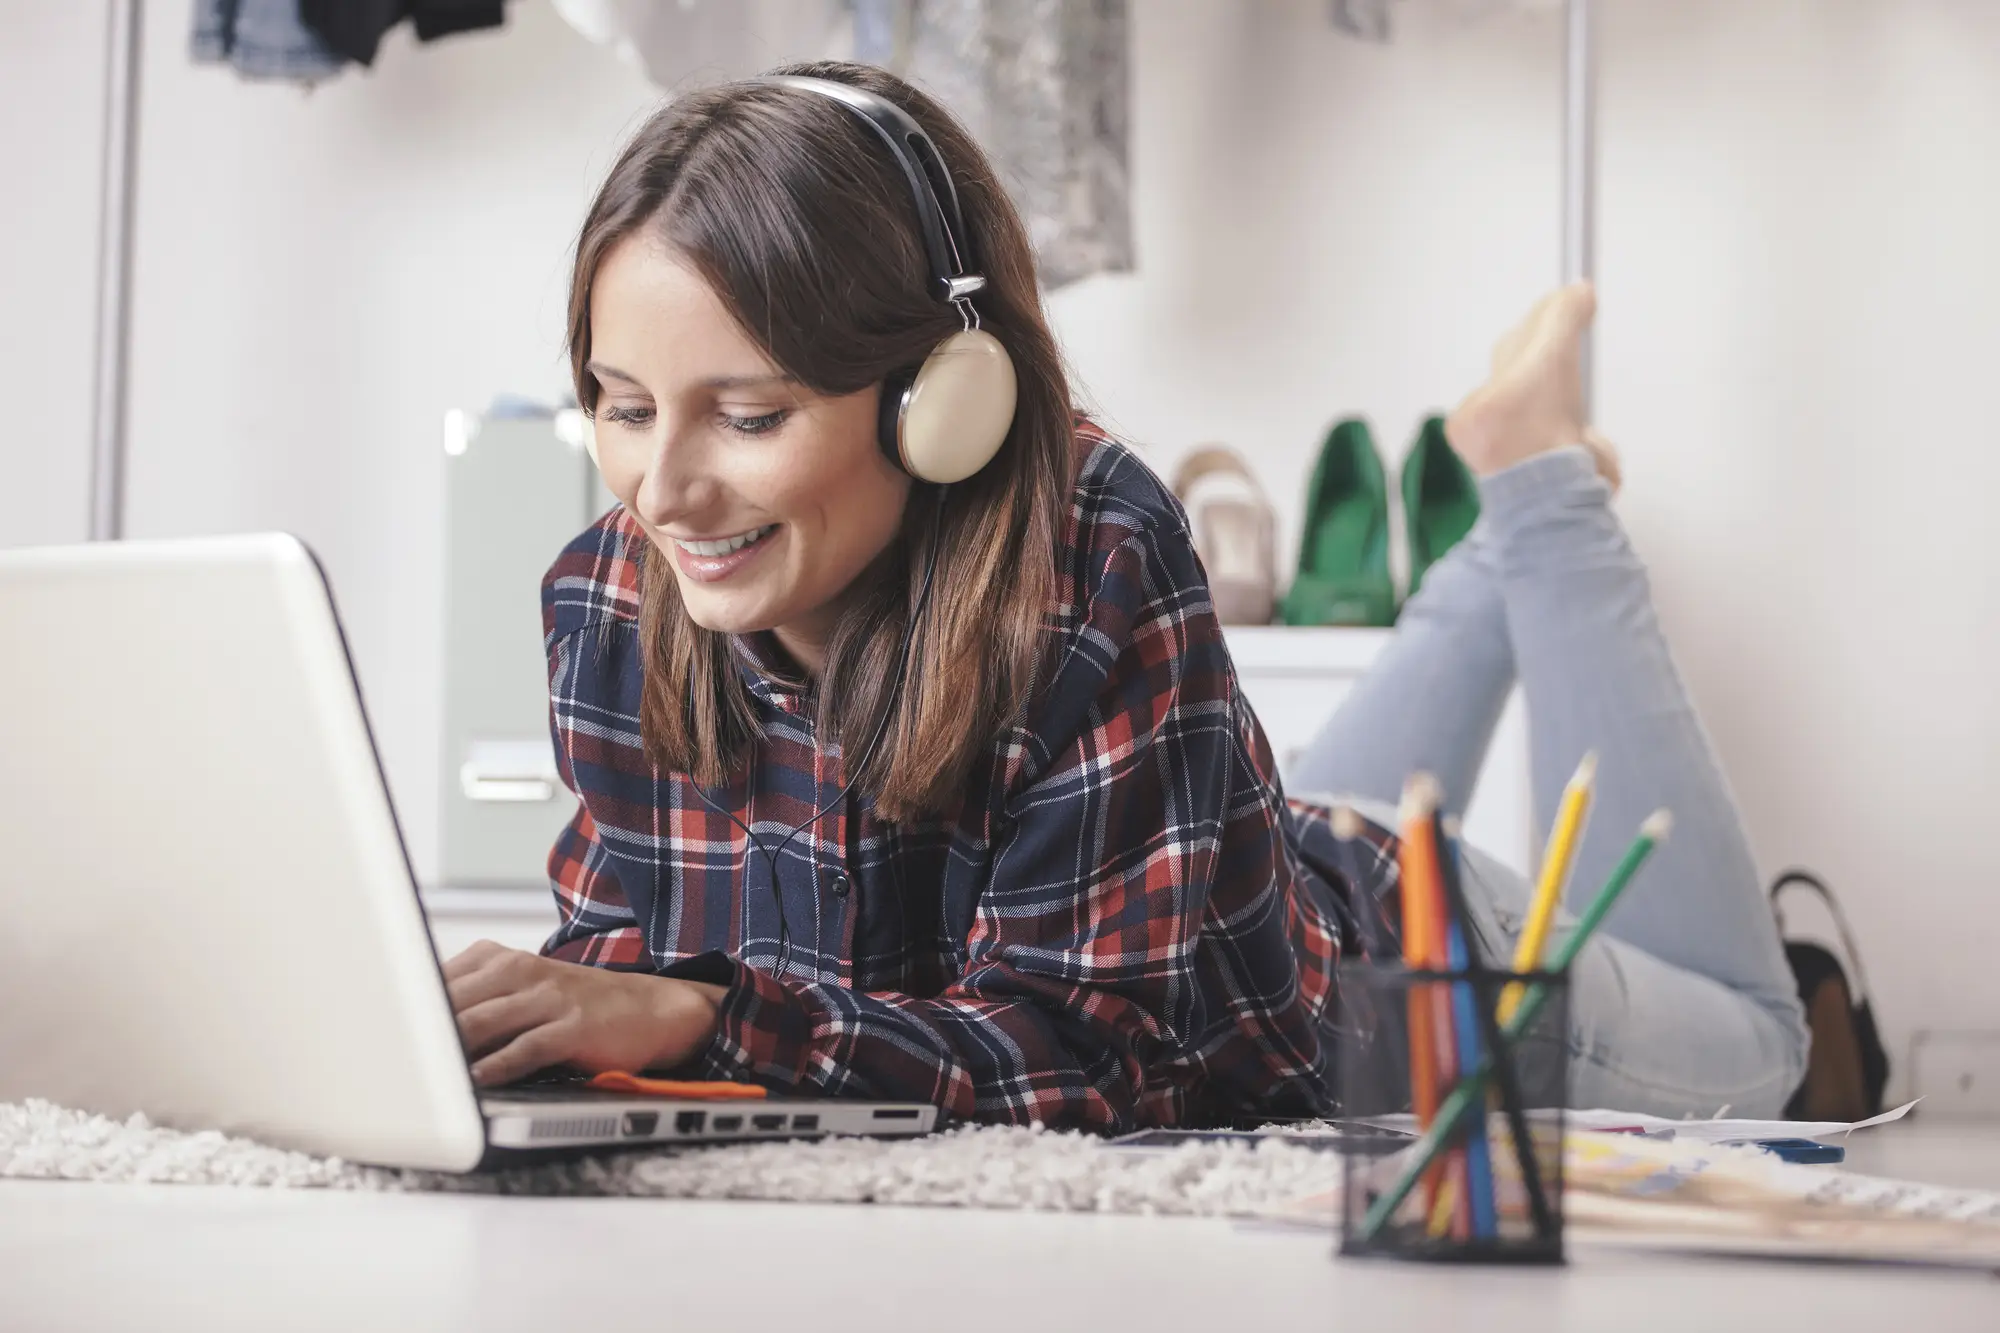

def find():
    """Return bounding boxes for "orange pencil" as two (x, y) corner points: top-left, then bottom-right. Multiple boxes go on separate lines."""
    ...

(1398, 775), (1450, 1221)
(1415, 779), (1470, 1239)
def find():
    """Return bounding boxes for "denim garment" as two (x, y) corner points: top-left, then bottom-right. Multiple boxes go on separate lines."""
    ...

(190, 0), (347, 84)
(1292, 448), (1811, 1117)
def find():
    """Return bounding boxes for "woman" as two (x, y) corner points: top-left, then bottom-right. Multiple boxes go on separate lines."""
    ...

(444, 61), (1808, 1128)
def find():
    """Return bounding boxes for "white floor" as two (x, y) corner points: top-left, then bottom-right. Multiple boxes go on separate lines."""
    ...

(3, 1123), (1996, 1332)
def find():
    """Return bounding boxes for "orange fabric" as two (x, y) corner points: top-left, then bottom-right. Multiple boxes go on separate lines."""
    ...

(588, 1071), (768, 1100)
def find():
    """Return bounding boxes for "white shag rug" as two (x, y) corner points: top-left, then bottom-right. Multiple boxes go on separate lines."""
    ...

(0, 1100), (1340, 1221)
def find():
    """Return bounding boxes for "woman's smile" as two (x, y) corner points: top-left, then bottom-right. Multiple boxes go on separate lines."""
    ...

(668, 522), (780, 582)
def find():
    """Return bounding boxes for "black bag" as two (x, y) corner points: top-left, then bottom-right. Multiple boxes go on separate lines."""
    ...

(1771, 868), (1890, 1120)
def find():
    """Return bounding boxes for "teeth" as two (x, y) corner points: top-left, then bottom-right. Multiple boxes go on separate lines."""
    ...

(676, 524), (774, 558)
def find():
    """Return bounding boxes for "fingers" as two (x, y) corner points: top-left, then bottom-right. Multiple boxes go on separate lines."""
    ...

(442, 948), (594, 1084)
(470, 1015), (580, 1087)
(456, 984), (565, 1061)
(445, 944), (542, 1015)
(441, 938), (508, 983)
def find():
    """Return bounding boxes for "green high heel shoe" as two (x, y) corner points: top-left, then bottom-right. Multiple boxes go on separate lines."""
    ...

(1401, 414), (1480, 600)
(1281, 418), (1396, 627)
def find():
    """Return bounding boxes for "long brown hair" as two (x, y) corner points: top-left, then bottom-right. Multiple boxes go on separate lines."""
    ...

(566, 61), (1073, 821)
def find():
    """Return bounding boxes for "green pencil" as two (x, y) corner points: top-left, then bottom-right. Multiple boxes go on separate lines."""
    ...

(1355, 809), (1673, 1244)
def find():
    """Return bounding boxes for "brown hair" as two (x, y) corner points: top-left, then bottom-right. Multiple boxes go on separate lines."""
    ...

(566, 61), (1072, 821)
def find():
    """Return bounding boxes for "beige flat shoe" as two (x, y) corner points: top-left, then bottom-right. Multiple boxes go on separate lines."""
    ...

(1173, 445), (1277, 625)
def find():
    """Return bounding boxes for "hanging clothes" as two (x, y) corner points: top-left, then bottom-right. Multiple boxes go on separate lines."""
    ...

(1327, 0), (1393, 43)
(1328, 0), (1565, 45)
(191, 0), (347, 83)
(854, 0), (1131, 292)
(300, 1), (509, 67)
(551, 0), (1132, 293)
(191, 0), (510, 83)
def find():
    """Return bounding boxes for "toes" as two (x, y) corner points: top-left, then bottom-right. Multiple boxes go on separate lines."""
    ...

(1491, 289), (1560, 372)
(1554, 279), (1598, 333)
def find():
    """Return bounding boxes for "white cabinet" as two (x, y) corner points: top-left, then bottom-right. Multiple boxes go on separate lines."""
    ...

(423, 626), (1535, 958)
(439, 413), (594, 891)
(1222, 626), (1533, 877)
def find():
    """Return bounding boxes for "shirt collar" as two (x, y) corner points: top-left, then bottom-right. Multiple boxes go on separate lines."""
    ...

(731, 632), (811, 711)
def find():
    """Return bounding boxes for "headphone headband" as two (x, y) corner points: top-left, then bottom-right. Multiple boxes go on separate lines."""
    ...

(751, 74), (985, 306)
(746, 73), (1016, 486)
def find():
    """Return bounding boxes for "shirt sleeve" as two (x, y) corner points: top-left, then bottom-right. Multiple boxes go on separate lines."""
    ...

(681, 522), (1326, 1129)
(541, 804), (648, 967)
(538, 621), (648, 968)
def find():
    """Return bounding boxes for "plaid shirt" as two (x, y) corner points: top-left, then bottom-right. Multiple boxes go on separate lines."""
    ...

(538, 424), (1400, 1130)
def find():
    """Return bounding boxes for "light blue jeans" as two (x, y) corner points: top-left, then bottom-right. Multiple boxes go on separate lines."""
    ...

(1292, 447), (1809, 1118)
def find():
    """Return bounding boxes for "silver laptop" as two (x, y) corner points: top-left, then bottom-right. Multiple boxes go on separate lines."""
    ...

(0, 534), (937, 1170)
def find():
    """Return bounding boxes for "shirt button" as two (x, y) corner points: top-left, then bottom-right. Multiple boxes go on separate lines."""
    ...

(828, 872), (851, 898)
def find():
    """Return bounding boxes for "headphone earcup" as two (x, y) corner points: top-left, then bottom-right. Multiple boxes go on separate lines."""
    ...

(877, 366), (918, 472)
(882, 329), (1018, 484)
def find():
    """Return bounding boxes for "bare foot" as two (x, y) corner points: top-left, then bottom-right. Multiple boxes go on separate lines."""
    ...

(1445, 282), (1615, 489)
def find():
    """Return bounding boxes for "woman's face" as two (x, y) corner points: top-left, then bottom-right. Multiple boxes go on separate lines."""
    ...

(585, 234), (912, 675)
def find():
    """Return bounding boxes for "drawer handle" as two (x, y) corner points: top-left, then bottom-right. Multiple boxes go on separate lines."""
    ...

(461, 775), (555, 803)
(459, 739), (559, 803)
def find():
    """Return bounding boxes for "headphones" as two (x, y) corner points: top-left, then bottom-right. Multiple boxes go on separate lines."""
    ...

(756, 74), (1018, 485)
(578, 75), (1011, 979)
(580, 75), (1018, 487)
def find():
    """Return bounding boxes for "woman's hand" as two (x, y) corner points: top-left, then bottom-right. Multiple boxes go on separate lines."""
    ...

(443, 941), (727, 1087)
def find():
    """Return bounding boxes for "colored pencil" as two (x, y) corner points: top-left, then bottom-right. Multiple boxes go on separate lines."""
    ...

(1437, 821), (1499, 1241)
(1358, 810), (1673, 1243)
(1500, 752), (1596, 1025)
(1396, 776), (1446, 1216)
(1413, 783), (1472, 1241)
(1421, 807), (1478, 1242)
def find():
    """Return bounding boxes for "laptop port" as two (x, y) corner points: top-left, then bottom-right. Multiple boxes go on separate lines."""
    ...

(751, 1113), (786, 1131)
(710, 1114), (743, 1132)
(871, 1107), (921, 1120)
(674, 1110), (706, 1135)
(790, 1114), (820, 1132)
(620, 1111), (659, 1139)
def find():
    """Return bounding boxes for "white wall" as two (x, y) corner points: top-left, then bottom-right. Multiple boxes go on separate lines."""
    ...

(4, 0), (1996, 1085)
(0, 2), (107, 549)
(1596, 0), (2000, 1080)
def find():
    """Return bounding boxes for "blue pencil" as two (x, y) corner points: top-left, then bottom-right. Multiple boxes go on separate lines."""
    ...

(1444, 915), (1499, 1238)
(1437, 818), (1498, 1241)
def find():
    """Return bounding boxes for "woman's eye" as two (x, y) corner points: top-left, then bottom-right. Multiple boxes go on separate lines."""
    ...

(720, 409), (789, 436)
(598, 404), (654, 429)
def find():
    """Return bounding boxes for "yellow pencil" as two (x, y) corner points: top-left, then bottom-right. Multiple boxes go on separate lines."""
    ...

(1499, 752), (1596, 1024)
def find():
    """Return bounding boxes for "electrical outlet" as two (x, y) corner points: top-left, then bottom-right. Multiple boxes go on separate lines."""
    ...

(1909, 1030), (2000, 1119)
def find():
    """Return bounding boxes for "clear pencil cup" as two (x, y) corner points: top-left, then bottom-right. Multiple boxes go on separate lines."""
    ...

(1335, 962), (1570, 1265)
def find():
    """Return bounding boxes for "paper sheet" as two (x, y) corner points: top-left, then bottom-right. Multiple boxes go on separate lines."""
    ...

(1558, 1128), (2000, 1267)
(1258, 1117), (2000, 1269)
(1564, 1098), (1919, 1142)
(1355, 1099), (1919, 1144)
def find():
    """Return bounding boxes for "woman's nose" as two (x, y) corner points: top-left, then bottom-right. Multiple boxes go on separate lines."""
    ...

(631, 420), (712, 527)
